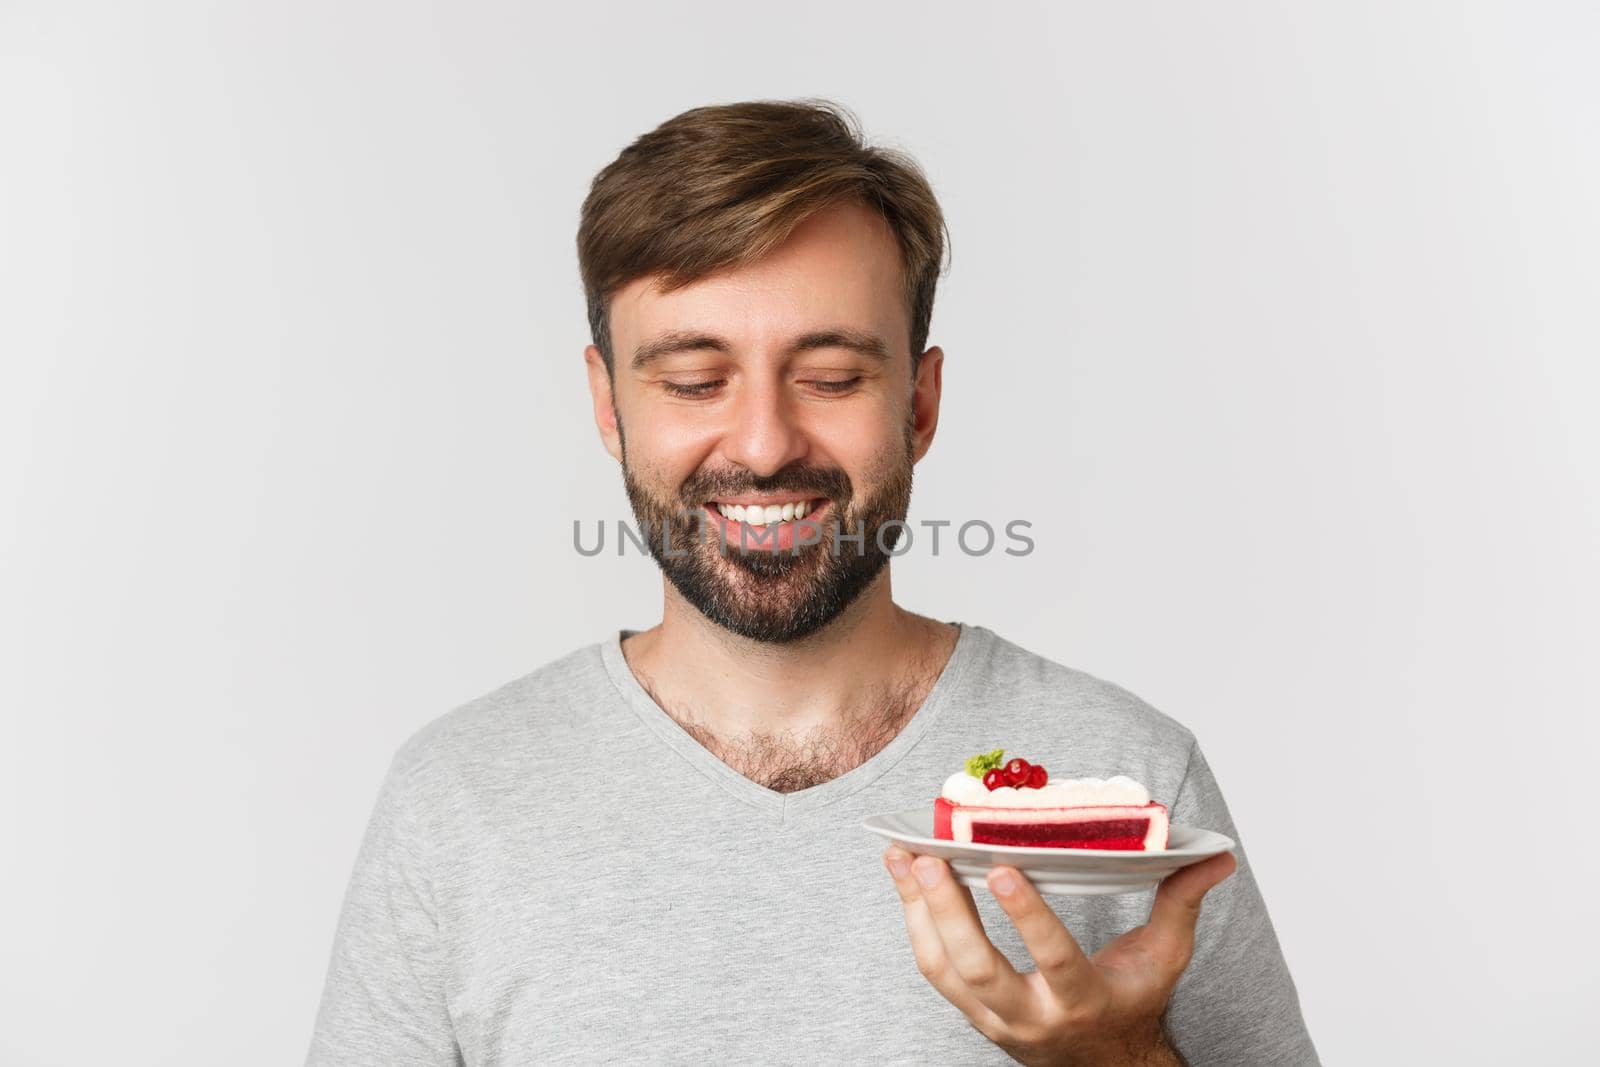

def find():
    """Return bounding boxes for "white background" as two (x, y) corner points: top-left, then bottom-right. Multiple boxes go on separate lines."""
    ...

(3, 2), (1596, 1063)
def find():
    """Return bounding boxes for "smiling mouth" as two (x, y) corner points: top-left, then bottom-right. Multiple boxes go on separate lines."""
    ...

(703, 498), (827, 527)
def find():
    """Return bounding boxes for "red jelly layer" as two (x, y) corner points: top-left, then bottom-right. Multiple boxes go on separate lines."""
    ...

(968, 818), (1150, 850)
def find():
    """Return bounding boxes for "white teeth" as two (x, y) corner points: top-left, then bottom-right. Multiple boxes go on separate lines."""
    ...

(711, 500), (819, 524)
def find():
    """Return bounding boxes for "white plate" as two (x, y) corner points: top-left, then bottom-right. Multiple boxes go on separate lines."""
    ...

(862, 807), (1236, 896)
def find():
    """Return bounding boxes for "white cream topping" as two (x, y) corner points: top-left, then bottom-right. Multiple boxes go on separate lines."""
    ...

(940, 771), (1151, 808)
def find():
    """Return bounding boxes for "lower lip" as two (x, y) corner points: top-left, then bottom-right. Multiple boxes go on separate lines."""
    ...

(702, 501), (830, 552)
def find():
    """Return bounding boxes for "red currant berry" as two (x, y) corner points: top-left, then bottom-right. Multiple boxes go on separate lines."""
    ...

(1026, 765), (1048, 789)
(982, 768), (1006, 791)
(1003, 757), (1031, 786)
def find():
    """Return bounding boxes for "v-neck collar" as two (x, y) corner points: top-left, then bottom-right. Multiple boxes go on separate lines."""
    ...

(598, 621), (984, 821)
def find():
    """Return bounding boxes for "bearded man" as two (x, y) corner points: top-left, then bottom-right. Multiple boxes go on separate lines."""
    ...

(308, 99), (1319, 1066)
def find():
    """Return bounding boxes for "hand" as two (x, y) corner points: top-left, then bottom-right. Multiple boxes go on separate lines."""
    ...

(882, 845), (1237, 1066)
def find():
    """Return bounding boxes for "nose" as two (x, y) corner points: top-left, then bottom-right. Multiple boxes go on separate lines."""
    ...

(720, 375), (808, 477)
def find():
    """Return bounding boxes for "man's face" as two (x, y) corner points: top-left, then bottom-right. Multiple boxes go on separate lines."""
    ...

(585, 199), (943, 643)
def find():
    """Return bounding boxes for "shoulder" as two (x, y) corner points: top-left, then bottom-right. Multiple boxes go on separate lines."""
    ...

(381, 640), (613, 805)
(959, 624), (1199, 786)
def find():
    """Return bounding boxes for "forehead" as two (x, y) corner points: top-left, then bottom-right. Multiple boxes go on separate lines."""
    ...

(610, 199), (909, 361)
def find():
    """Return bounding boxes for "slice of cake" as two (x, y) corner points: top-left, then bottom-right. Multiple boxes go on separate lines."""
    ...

(933, 749), (1169, 850)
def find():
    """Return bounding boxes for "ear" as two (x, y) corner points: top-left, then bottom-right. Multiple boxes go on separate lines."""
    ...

(584, 345), (624, 463)
(910, 345), (944, 464)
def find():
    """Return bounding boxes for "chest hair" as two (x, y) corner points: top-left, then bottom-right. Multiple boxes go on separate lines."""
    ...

(637, 666), (942, 794)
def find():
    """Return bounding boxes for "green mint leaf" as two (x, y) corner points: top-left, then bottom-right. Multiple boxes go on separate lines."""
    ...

(964, 748), (1005, 779)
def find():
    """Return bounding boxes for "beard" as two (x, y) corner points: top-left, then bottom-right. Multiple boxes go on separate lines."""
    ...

(620, 420), (915, 644)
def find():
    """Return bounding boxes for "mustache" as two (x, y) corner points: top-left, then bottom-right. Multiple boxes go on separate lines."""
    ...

(679, 462), (853, 505)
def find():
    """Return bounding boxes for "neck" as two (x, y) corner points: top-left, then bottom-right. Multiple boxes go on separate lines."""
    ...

(621, 569), (958, 747)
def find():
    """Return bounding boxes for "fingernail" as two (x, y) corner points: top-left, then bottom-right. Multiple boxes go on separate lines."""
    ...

(913, 858), (943, 887)
(991, 869), (1017, 896)
(886, 852), (911, 880)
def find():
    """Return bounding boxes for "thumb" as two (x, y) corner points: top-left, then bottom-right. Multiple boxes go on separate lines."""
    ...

(1146, 851), (1238, 954)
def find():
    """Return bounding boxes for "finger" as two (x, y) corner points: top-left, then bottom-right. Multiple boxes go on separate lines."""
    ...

(910, 854), (1031, 1019)
(1144, 851), (1238, 965)
(883, 849), (1006, 1029)
(985, 864), (1100, 1004)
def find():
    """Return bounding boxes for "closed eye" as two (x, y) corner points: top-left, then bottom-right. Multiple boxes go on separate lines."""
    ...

(805, 376), (862, 395)
(661, 380), (724, 399)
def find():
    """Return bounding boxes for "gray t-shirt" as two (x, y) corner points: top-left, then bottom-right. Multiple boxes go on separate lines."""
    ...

(307, 622), (1319, 1065)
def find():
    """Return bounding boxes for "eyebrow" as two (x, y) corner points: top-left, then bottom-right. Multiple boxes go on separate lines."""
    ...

(629, 327), (891, 370)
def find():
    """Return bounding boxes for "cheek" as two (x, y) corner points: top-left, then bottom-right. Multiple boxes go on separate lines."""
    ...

(812, 398), (904, 458)
(622, 403), (720, 481)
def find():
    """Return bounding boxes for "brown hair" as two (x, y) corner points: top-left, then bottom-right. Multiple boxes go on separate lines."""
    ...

(577, 98), (949, 374)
